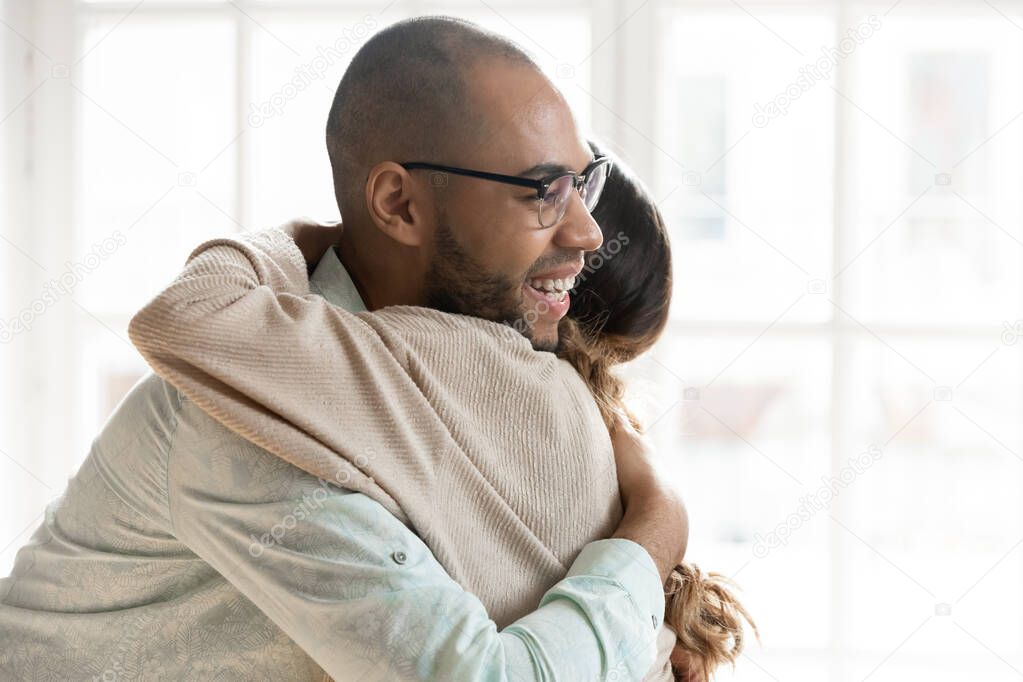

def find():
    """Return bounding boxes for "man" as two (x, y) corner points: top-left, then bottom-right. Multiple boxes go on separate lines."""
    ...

(0, 16), (689, 680)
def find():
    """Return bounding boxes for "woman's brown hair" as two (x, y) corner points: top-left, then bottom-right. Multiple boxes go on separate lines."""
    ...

(557, 141), (672, 432)
(557, 141), (759, 680)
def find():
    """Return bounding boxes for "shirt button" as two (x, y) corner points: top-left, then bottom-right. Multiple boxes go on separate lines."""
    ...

(651, 615), (658, 629)
(391, 550), (407, 565)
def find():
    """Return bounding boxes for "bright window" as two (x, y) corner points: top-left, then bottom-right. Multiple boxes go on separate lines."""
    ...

(1, 2), (1021, 680)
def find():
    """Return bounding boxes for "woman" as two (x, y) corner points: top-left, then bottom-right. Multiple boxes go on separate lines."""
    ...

(129, 143), (755, 681)
(563, 143), (758, 680)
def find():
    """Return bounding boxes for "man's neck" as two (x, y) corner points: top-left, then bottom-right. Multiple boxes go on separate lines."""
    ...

(335, 227), (425, 311)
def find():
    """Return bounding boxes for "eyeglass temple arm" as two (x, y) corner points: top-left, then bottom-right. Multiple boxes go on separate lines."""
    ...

(401, 162), (544, 195)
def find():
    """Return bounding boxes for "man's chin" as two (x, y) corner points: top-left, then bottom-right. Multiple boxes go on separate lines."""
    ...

(529, 338), (558, 353)
(525, 325), (560, 353)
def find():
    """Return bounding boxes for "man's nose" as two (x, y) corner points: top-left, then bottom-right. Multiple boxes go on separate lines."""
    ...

(555, 191), (603, 252)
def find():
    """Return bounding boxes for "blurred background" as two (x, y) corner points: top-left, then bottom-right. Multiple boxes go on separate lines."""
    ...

(1, 0), (1021, 680)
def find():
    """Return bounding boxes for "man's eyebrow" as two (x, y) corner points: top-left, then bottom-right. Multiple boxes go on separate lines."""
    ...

(515, 162), (574, 178)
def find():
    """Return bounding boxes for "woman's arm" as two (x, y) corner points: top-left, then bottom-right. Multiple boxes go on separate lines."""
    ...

(127, 224), (599, 586)
(609, 413), (689, 583)
(127, 225), (447, 521)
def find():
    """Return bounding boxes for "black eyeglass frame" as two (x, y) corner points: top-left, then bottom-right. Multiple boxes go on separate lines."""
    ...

(400, 155), (613, 228)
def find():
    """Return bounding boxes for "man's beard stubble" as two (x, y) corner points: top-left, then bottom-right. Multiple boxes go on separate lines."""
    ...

(422, 220), (558, 352)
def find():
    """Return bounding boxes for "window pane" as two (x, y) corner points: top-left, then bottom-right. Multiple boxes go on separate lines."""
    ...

(625, 332), (833, 653)
(840, 333), (1023, 671)
(657, 9), (836, 323)
(247, 9), (388, 227)
(77, 13), (237, 318)
(842, 14), (1023, 325)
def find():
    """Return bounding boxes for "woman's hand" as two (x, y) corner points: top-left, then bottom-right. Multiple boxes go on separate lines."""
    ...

(281, 216), (344, 268)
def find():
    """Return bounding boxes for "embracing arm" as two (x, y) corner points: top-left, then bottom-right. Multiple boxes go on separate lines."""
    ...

(128, 223), (689, 576)
(166, 427), (667, 681)
(128, 223), (687, 679)
(126, 224), (438, 516)
(609, 413), (689, 585)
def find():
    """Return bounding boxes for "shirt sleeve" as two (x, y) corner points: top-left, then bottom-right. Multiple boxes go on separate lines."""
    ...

(167, 432), (665, 682)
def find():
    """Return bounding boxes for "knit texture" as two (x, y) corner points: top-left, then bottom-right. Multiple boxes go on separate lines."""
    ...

(128, 228), (674, 679)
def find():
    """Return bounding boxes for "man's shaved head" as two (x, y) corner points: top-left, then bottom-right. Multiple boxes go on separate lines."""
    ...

(325, 16), (535, 221)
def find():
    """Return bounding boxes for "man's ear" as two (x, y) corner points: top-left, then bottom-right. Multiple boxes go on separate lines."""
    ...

(364, 161), (431, 247)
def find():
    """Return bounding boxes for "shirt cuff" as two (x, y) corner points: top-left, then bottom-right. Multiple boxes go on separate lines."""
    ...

(562, 538), (665, 631)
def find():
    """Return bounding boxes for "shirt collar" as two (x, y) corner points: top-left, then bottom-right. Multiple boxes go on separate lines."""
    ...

(308, 245), (367, 313)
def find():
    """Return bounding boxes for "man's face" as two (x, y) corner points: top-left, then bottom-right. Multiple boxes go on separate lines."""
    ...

(420, 58), (603, 353)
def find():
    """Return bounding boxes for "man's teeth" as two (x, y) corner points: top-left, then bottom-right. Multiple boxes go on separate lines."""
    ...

(528, 275), (576, 293)
(528, 275), (574, 303)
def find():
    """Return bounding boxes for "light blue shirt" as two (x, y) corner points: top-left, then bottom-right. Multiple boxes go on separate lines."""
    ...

(0, 245), (666, 681)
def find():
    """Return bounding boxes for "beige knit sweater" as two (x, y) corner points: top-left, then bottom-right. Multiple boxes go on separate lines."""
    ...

(128, 228), (674, 680)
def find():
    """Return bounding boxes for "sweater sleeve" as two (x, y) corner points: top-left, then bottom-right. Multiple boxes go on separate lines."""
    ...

(127, 227), (451, 523)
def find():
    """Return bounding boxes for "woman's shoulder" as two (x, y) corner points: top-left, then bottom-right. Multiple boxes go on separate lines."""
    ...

(359, 305), (532, 347)
(357, 305), (578, 383)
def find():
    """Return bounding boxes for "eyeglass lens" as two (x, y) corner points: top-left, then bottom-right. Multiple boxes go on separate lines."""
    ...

(538, 162), (609, 228)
